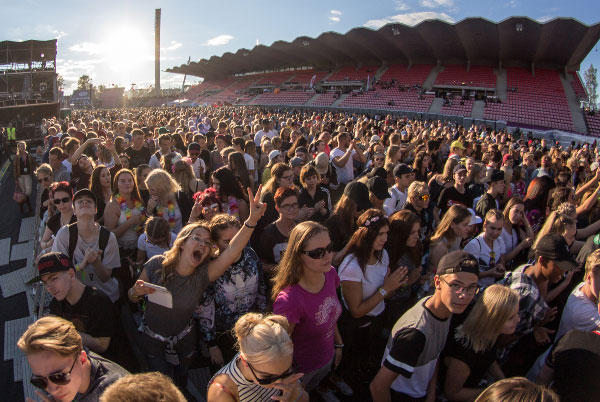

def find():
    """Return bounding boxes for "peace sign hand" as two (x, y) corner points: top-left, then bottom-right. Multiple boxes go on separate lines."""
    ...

(247, 185), (267, 226)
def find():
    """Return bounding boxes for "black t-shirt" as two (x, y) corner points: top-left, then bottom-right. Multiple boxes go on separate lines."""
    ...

(548, 329), (600, 402)
(71, 164), (91, 192)
(124, 146), (151, 169)
(437, 186), (473, 216)
(258, 222), (288, 264)
(46, 213), (77, 235)
(297, 186), (331, 222)
(442, 333), (497, 391)
(49, 286), (117, 356)
(74, 352), (129, 402)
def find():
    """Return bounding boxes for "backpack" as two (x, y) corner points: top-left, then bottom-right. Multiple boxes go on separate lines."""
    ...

(67, 223), (111, 264)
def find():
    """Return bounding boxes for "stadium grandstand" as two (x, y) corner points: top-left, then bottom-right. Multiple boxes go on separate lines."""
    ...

(168, 17), (600, 137)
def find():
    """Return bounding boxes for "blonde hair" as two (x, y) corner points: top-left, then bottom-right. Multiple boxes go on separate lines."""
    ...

(234, 313), (293, 365)
(17, 316), (83, 358)
(533, 211), (575, 249)
(431, 204), (471, 244)
(407, 181), (428, 200)
(172, 160), (196, 196)
(100, 372), (186, 402)
(474, 377), (559, 402)
(161, 222), (210, 284)
(455, 285), (519, 353)
(145, 169), (181, 198)
(585, 248), (600, 279)
(271, 221), (328, 300)
(556, 202), (576, 218)
(35, 163), (53, 177)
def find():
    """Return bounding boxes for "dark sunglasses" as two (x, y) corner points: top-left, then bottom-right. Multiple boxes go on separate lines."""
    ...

(38, 177), (50, 183)
(53, 197), (71, 205)
(420, 194), (430, 201)
(247, 361), (294, 385)
(30, 357), (77, 389)
(301, 242), (333, 259)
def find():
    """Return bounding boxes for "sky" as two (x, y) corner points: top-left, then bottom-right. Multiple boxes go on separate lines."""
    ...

(1, 0), (598, 94)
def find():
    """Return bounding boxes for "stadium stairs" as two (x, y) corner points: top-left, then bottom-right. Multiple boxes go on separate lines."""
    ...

(423, 65), (442, 90)
(561, 73), (588, 134)
(304, 93), (321, 106)
(471, 100), (485, 120)
(428, 97), (443, 114)
(331, 93), (350, 107)
(495, 68), (507, 101)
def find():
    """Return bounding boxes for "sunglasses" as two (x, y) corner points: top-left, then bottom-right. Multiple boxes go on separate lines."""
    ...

(38, 177), (50, 183)
(301, 242), (333, 259)
(30, 357), (77, 390)
(247, 361), (295, 385)
(420, 194), (430, 201)
(53, 197), (71, 205)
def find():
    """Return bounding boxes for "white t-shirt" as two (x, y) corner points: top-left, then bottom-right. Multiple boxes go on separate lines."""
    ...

(330, 147), (355, 184)
(52, 225), (121, 302)
(253, 129), (278, 146)
(463, 234), (506, 288)
(500, 227), (519, 255)
(557, 282), (600, 339)
(383, 186), (407, 216)
(137, 232), (176, 260)
(338, 250), (389, 317)
(244, 153), (255, 172)
(191, 157), (206, 179)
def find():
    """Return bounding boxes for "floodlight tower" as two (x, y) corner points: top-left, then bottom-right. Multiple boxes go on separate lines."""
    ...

(155, 8), (161, 97)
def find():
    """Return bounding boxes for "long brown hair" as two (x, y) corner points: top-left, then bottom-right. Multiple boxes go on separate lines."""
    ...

(90, 165), (110, 200)
(325, 194), (357, 244)
(161, 222), (210, 284)
(271, 221), (328, 300)
(112, 168), (142, 201)
(264, 163), (291, 195)
(387, 210), (422, 270)
(431, 204), (470, 243)
(342, 209), (389, 273)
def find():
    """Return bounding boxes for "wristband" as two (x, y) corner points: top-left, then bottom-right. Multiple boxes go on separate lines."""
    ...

(334, 343), (344, 349)
(74, 263), (82, 272)
(244, 220), (257, 229)
(378, 287), (387, 297)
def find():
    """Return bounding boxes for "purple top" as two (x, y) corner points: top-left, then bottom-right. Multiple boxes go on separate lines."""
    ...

(273, 267), (342, 373)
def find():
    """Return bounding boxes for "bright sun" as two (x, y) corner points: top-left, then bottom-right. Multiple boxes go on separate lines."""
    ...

(102, 25), (151, 77)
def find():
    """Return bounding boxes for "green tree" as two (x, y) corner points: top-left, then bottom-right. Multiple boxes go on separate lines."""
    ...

(584, 64), (598, 109)
(77, 75), (93, 91)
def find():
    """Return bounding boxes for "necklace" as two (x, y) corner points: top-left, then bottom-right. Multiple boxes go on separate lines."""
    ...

(157, 199), (176, 228)
(116, 193), (146, 232)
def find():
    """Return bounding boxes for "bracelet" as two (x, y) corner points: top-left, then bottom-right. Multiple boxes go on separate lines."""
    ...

(244, 220), (257, 229)
(128, 287), (140, 300)
(74, 263), (82, 272)
(378, 287), (387, 297)
(334, 343), (344, 349)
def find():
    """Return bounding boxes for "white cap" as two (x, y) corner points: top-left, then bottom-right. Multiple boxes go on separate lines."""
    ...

(591, 162), (599, 171)
(268, 150), (281, 161)
(467, 208), (483, 225)
(369, 135), (381, 145)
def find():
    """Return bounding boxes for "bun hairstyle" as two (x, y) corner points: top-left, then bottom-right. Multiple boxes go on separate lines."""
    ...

(234, 313), (293, 366)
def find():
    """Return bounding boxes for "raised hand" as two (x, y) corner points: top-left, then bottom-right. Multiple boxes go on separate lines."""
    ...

(247, 185), (266, 225)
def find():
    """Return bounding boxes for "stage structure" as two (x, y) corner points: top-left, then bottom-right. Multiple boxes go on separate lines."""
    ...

(0, 40), (57, 107)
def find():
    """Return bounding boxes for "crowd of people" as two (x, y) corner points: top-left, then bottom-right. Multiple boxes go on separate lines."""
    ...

(13, 105), (600, 402)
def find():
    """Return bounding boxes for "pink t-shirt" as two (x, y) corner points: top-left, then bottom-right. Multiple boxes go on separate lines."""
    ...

(273, 267), (342, 373)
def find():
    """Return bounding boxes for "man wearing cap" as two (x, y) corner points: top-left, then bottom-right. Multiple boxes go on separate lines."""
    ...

(449, 140), (466, 160)
(35, 251), (118, 358)
(475, 169), (505, 218)
(330, 132), (366, 185)
(437, 164), (473, 218)
(383, 164), (414, 217)
(52, 189), (121, 303)
(187, 142), (206, 180)
(500, 234), (579, 366)
(289, 156), (305, 188)
(368, 176), (391, 213)
(371, 251), (479, 402)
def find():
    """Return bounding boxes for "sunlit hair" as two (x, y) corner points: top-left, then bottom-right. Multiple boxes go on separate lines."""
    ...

(384, 145), (401, 166)
(503, 197), (524, 223)
(16, 140), (27, 154)
(17, 316), (83, 358)
(548, 186), (575, 211)
(145, 169), (181, 198)
(35, 163), (53, 177)
(299, 165), (320, 188)
(234, 313), (293, 366)
(442, 158), (459, 182)
(556, 202), (576, 218)
(342, 209), (389, 273)
(431, 204), (471, 244)
(533, 211), (575, 249)
(407, 181), (428, 200)
(412, 151), (429, 172)
(49, 181), (73, 198)
(112, 169), (142, 201)
(135, 164), (152, 190)
(585, 248), (600, 279)
(274, 187), (298, 208)
(524, 176), (555, 213)
(474, 377), (559, 402)
(271, 221), (329, 300)
(328, 194), (357, 243)
(264, 163), (292, 195)
(90, 165), (110, 200)
(144, 216), (171, 249)
(99, 372), (186, 402)
(160, 152), (181, 173)
(455, 285), (519, 353)
(484, 209), (504, 224)
(172, 160), (196, 196)
(228, 152), (252, 190)
(387, 209), (422, 270)
(208, 213), (241, 242)
(160, 222), (210, 284)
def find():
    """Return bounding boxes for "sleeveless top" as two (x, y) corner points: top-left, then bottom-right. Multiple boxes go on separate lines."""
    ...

(211, 354), (282, 402)
(117, 207), (139, 249)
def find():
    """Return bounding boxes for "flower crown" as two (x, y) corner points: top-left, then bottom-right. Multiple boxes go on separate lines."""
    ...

(362, 216), (380, 227)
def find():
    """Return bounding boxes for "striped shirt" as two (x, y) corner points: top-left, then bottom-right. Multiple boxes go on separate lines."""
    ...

(210, 354), (282, 402)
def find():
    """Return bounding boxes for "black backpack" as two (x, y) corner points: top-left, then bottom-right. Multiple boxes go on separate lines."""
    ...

(67, 223), (111, 264)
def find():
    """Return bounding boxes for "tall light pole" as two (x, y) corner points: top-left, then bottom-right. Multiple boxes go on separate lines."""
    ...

(155, 8), (161, 97)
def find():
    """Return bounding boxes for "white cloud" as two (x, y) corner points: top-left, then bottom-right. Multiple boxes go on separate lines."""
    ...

(536, 16), (554, 23)
(330, 10), (342, 15)
(419, 0), (454, 8)
(204, 34), (234, 46)
(329, 16), (341, 22)
(505, 0), (517, 7)
(69, 42), (102, 55)
(162, 41), (182, 51)
(329, 10), (342, 24)
(395, 1), (410, 11)
(364, 12), (454, 29)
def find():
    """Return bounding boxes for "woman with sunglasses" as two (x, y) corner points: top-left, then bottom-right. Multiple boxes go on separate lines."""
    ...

(337, 209), (408, 385)
(189, 188), (224, 223)
(272, 221), (343, 394)
(129, 186), (265, 391)
(18, 316), (128, 402)
(207, 313), (307, 402)
(36, 163), (54, 219)
(40, 182), (76, 251)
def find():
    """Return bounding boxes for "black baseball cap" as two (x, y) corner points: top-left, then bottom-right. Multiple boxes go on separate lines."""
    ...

(453, 164), (467, 175)
(31, 252), (74, 282)
(188, 142), (201, 151)
(534, 233), (578, 271)
(73, 188), (97, 205)
(437, 250), (480, 276)
(343, 181), (372, 212)
(490, 169), (504, 182)
(368, 177), (391, 201)
(366, 167), (387, 180)
(393, 163), (414, 177)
